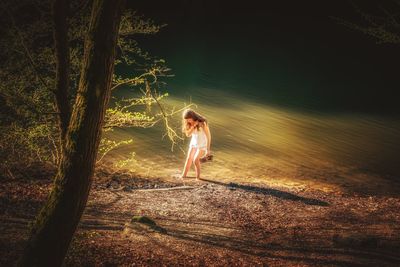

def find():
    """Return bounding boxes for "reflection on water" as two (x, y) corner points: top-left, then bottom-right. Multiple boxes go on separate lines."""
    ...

(106, 87), (400, 194)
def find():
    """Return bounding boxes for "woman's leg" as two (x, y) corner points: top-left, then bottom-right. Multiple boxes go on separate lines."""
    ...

(193, 148), (206, 179)
(181, 147), (197, 178)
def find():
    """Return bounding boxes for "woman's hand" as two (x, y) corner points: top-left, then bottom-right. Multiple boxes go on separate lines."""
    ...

(206, 149), (211, 156)
(185, 122), (196, 137)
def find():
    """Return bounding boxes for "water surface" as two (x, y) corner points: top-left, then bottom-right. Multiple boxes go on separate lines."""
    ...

(106, 86), (400, 195)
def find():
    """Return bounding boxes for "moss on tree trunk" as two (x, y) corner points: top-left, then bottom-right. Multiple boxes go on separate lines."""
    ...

(19, 0), (126, 266)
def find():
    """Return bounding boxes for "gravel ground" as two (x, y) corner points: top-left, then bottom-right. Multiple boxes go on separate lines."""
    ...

(1, 165), (400, 266)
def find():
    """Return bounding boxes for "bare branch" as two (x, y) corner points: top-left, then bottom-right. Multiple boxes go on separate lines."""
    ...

(111, 64), (173, 91)
(145, 81), (196, 151)
(331, 1), (400, 44)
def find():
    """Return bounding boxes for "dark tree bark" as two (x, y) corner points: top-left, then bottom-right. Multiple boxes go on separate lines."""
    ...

(53, 0), (71, 145)
(19, 0), (125, 266)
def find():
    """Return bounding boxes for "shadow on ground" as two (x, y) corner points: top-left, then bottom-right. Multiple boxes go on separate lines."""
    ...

(199, 178), (329, 206)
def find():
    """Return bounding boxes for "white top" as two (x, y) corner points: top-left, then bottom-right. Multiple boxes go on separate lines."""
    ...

(189, 127), (207, 149)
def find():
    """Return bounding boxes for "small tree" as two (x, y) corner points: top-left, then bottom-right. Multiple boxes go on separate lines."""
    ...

(0, 0), (191, 175)
(0, 0), (193, 265)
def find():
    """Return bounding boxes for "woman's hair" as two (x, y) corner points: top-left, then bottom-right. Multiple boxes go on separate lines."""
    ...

(182, 109), (207, 134)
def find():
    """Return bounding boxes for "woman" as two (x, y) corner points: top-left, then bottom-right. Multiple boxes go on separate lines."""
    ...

(180, 109), (212, 179)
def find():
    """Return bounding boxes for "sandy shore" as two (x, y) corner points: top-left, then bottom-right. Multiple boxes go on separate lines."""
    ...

(1, 165), (400, 266)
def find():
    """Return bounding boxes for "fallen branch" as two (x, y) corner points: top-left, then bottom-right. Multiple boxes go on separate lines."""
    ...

(133, 185), (196, 192)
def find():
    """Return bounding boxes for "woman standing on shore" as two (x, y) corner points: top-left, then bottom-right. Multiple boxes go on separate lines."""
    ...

(180, 109), (212, 179)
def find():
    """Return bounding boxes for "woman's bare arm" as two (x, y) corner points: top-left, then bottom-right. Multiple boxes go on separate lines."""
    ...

(185, 124), (195, 137)
(203, 122), (211, 154)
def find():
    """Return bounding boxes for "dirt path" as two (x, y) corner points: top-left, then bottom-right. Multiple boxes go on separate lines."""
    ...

(1, 168), (400, 266)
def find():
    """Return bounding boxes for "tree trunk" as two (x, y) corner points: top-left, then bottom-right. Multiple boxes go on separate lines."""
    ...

(19, 1), (125, 266)
(53, 0), (71, 146)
